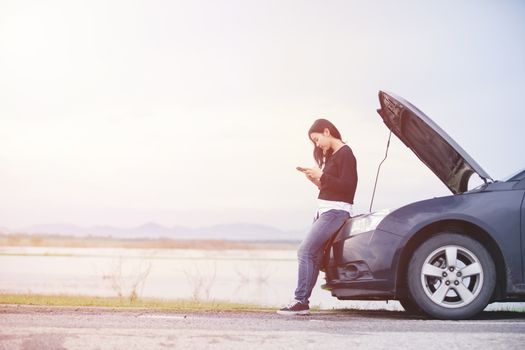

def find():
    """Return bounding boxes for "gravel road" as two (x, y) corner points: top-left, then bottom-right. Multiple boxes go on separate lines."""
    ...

(1, 305), (524, 349)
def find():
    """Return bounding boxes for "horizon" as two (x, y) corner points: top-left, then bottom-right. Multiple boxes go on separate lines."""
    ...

(0, 220), (306, 242)
(2, 1), (524, 231)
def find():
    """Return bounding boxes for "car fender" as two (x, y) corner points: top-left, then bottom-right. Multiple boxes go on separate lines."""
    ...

(378, 190), (524, 296)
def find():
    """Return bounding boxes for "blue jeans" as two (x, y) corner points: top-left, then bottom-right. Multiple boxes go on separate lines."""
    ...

(294, 209), (350, 304)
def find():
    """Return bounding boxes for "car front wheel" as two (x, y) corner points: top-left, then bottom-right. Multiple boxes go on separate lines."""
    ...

(398, 294), (422, 315)
(407, 232), (496, 320)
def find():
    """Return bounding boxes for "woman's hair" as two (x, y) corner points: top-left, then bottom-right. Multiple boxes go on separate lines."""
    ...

(308, 118), (343, 168)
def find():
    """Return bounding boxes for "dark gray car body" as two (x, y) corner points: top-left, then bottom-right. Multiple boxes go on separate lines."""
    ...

(322, 92), (525, 303)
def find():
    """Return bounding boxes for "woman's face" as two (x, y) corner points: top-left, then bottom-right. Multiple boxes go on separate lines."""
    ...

(310, 131), (331, 152)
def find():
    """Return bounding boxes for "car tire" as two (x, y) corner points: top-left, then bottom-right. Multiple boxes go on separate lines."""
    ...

(407, 232), (496, 320)
(398, 295), (423, 315)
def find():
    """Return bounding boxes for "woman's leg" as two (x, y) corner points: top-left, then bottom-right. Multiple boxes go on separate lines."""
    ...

(294, 210), (349, 304)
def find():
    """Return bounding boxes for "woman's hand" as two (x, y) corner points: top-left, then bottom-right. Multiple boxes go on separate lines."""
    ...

(305, 167), (323, 180)
(297, 166), (322, 189)
(305, 167), (323, 189)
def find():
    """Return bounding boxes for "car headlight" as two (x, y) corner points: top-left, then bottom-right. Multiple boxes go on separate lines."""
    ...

(348, 209), (392, 236)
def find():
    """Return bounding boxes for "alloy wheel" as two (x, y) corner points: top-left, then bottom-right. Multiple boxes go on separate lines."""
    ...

(420, 245), (483, 309)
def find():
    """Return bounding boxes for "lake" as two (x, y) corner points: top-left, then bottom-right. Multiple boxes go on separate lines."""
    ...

(0, 246), (522, 311)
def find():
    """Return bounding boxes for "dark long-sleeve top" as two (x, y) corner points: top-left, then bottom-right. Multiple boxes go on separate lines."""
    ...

(318, 144), (358, 204)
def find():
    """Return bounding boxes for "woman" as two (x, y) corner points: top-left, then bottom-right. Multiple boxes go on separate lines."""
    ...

(277, 118), (358, 315)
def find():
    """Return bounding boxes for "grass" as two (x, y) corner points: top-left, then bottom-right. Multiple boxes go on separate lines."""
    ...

(5, 294), (522, 315)
(0, 293), (275, 312)
(485, 303), (525, 313)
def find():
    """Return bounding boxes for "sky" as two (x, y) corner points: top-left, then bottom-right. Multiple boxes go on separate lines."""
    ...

(1, 0), (524, 231)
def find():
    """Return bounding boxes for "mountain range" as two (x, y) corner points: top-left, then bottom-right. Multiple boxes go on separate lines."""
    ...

(1, 222), (306, 242)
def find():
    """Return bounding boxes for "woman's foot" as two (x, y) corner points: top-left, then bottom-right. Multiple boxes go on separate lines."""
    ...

(276, 300), (310, 315)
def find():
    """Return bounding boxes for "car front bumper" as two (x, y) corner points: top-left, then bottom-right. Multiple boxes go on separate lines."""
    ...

(321, 227), (403, 300)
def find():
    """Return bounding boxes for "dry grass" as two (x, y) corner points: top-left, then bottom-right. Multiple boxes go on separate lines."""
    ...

(0, 293), (274, 312)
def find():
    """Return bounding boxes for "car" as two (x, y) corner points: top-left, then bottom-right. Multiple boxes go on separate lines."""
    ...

(321, 91), (525, 320)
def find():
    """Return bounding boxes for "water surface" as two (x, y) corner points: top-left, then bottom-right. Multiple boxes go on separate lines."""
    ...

(0, 247), (521, 311)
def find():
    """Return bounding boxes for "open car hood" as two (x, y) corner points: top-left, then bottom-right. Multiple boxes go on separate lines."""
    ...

(377, 91), (493, 194)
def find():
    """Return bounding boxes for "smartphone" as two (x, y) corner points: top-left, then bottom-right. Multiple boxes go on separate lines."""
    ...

(296, 166), (308, 172)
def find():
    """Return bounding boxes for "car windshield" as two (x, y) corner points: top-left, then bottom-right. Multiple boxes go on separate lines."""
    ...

(502, 168), (525, 181)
